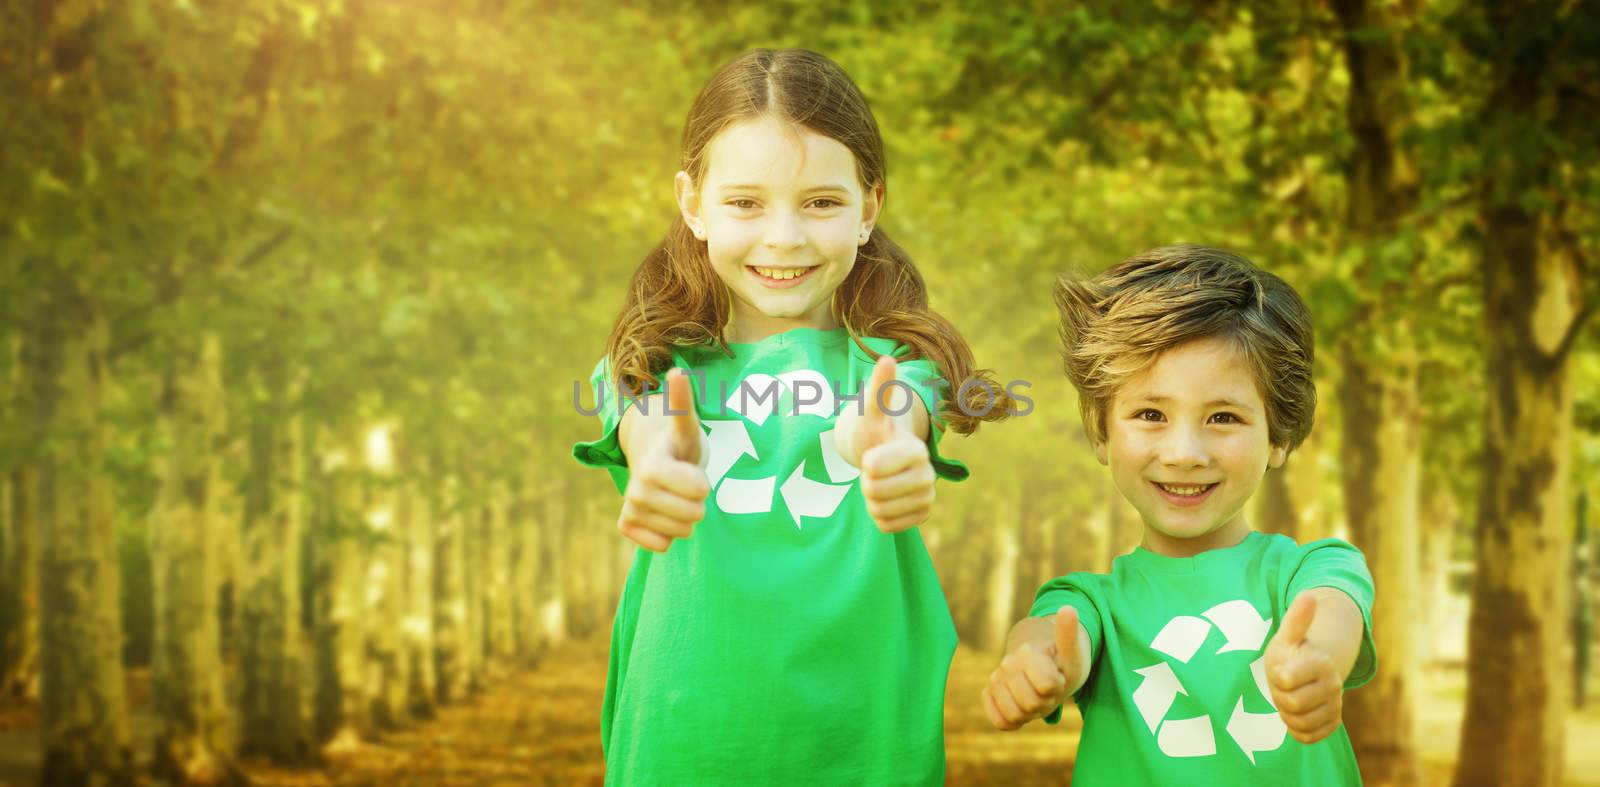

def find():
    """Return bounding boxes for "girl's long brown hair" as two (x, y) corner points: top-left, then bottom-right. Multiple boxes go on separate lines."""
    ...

(604, 49), (1009, 434)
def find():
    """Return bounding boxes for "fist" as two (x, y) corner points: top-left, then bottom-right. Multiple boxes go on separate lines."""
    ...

(617, 369), (709, 552)
(983, 607), (1085, 731)
(1264, 593), (1344, 744)
(848, 356), (936, 533)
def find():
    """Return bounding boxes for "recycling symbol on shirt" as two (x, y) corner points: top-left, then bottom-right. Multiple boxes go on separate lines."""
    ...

(1131, 600), (1288, 764)
(701, 370), (857, 529)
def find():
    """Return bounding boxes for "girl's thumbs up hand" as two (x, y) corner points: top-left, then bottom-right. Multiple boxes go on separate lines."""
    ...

(1264, 593), (1344, 744)
(618, 370), (710, 553)
(842, 356), (935, 533)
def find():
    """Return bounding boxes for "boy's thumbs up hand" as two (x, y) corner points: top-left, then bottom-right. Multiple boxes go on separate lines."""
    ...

(845, 356), (935, 534)
(617, 370), (709, 553)
(983, 607), (1085, 732)
(1264, 592), (1345, 744)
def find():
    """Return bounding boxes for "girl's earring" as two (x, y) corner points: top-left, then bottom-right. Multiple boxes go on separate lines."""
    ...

(692, 227), (706, 241)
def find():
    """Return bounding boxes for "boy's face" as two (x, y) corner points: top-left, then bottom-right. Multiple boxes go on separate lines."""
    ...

(1097, 336), (1287, 558)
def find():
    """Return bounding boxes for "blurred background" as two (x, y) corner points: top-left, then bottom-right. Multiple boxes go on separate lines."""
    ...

(1, 0), (1597, 785)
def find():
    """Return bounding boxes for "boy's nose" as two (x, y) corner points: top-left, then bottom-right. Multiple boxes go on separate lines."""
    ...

(1158, 427), (1209, 468)
(762, 212), (805, 250)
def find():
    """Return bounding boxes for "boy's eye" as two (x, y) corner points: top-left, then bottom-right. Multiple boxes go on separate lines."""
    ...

(1134, 409), (1164, 422)
(1208, 412), (1241, 425)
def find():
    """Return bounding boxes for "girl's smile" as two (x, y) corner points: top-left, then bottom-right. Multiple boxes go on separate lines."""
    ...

(747, 264), (820, 287)
(677, 115), (882, 344)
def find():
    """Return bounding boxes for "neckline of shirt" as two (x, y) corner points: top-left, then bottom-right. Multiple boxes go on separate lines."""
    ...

(1124, 530), (1266, 574)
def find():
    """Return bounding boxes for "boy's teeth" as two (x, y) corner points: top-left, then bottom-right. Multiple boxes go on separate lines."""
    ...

(1158, 483), (1211, 496)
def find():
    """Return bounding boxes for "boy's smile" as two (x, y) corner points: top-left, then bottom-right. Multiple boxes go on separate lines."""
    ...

(1098, 337), (1287, 558)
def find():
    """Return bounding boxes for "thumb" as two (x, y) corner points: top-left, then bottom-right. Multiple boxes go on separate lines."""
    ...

(860, 355), (900, 446)
(1053, 606), (1082, 678)
(1277, 592), (1318, 647)
(665, 369), (701, 464)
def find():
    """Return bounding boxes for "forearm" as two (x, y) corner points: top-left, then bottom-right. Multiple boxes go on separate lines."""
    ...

(1304, 587), (1364, 682)
(618, 392), (670, 461)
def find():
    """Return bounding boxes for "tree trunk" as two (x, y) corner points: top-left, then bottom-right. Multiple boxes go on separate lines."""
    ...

(1453, 149), (1581, 787)
(1336, 350), (1421, 786)
(433, 466), (468, 703)
(486, 482), (516, 668)
(311, 426), (371, 748)
(33, 268), (134, 785)
(1, 461), (39, 700)
(1329, 0), (1423, 781)
(235, 364), (312, 762)
(150, 333), (238, 784)
(512, 476), (544, 667)
(402, 442), (437, 716)
(363, 423), (409, 730)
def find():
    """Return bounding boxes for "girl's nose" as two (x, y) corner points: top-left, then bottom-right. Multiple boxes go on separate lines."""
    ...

(762, 211), (805, 250)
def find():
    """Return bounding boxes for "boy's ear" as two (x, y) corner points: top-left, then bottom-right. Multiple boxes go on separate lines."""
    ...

(675, 171), (706, 240)
(1267, 444), (1288, 469)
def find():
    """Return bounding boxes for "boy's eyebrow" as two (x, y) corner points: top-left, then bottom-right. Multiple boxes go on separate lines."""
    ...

(1128, 394), (1258, 410)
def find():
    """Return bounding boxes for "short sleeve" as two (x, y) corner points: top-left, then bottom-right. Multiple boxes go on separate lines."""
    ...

(1286, 538), (1378, 690)
(1029, 575), (1104, 714)
(572, 357), (659, 493)
(895, 353), (970, 483)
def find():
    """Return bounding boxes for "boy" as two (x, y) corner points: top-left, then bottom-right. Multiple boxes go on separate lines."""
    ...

(983, 246), (1376, 785)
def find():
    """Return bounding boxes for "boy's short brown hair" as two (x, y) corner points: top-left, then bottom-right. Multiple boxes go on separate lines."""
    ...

(1054, 245), (1316, 452)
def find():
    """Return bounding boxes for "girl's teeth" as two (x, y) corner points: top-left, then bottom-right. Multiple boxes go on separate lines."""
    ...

(1159, 483), (1211, 496)
(755, 267), (809, 280)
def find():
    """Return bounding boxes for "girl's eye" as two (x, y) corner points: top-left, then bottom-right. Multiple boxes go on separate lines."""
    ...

(1209, 412), (1241, 425)
(809, 198), (840, 209)
(1134, 409), (1164, 422)
(728, 199), (758, 210)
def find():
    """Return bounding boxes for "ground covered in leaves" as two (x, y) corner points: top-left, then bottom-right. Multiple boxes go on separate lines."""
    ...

(1, 637), (1597, 785)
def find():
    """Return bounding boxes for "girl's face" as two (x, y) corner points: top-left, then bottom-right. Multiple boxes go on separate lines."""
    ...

(1097, 337), (1288, 558)
(678, 115), (881, 342)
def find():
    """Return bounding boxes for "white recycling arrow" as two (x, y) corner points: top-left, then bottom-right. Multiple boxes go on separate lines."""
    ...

(776, 370), (836, 418)
(1250, 656), (1277, 711)
(778, 461), (851, 529)
(1226, 696), (1287, 764)
(1131, 662), (1186, 733)
(1202, 600), (1272, 654)
(817, 429), (860, 483)
(1150, 615), (1211, 663)
(704, 420), (758, 487)
(716, 476), (775, 515)
(1158, 715), (1217, 758)
(724, 373), (783, 426)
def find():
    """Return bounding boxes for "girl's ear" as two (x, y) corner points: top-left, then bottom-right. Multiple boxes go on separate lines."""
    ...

(676, 171), (706, 240)
(859, 182), (885, 246)
(1267, 444), (1288, 469)
(1093, 439), (1109, 466)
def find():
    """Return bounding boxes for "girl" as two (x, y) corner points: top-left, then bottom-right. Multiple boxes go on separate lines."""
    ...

(573, 48), (1009, 785)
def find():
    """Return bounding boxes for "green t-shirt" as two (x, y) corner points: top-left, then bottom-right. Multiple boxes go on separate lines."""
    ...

(1030, 532), (1377, 786)
(573, 327), (968, 786)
